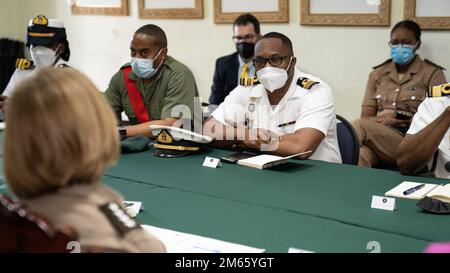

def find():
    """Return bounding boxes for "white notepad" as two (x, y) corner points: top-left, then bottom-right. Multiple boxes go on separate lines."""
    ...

(385, 181), (450, 201)
(237, 151), (311, 170)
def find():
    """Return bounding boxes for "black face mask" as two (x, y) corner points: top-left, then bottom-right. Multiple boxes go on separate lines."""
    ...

(236, 42), (255, 60)
(417, 197), (450, 214)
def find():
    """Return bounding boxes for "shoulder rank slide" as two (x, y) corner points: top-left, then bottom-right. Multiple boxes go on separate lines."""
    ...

(99, 202), (141, 237)
(425, 59), (446, 71)
(428, 83), (450, 98)
(297, 77), (319, 90)
(16, 58), (34, 70)
(372, 59), (392, 70)
(240, 77), (259, 87)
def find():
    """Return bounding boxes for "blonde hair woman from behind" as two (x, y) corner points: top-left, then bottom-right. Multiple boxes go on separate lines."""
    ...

(3, 67), (165, 253)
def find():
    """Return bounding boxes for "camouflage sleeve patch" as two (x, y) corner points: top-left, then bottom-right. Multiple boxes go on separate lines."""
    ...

(99, 202), (141, 237)
(428, 83), (450, 98)
(239, 77), (260, 86)
(15, 58), (34, 70)
(297, 77), (320, 90)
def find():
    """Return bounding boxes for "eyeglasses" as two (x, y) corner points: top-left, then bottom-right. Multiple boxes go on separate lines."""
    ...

(388, 41), (418, 49)
(232, 34), (256, 43)
(253, 56), (291, 68)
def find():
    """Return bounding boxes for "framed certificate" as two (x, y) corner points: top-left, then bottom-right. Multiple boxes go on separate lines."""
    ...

(138, 0), (204, 19)
(405, 0), (450, 30)
(214, 0), (289, 23)
(300, 0), (391, 26)
(71, 0), (129, 16)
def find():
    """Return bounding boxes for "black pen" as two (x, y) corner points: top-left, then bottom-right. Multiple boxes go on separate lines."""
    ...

(403, 183), (425, 195)
(278, 121), (296, 128)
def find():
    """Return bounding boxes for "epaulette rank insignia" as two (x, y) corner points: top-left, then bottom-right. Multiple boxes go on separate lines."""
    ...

(297, 77), (319, 90)
(99, 202), (141, 237)
(428, 83), (450, 98)
(16, 58), (34, 70)
(240, 77), (259, 87)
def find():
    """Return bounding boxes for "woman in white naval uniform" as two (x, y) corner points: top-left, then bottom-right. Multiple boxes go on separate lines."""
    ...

(3, 15), (72, 98)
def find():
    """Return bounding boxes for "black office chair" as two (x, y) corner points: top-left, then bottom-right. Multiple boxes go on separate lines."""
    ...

(336, 115), (359, 165)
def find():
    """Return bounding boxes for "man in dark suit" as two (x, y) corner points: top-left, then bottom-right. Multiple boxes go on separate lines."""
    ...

(209, 13), (261, 106)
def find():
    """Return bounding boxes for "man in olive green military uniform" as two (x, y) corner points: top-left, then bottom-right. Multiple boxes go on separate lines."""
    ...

(352, 20), (447, 168)
(105, 24), (199, 139)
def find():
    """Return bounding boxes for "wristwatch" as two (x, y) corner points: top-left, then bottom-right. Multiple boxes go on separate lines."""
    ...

(118, 126), (127, 140)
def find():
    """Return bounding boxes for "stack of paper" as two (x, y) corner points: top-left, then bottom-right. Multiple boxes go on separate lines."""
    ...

(142, 225), (265, 253)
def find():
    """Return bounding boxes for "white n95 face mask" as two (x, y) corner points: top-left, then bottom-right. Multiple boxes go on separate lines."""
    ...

(30, 45), (57, 67)
(131, 48), (165, 79)
(256, 57), (293, 93)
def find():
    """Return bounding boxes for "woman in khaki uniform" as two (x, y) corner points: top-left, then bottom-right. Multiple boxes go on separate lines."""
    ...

(352, 20), (447, 168)
(3, 67), (165, 253)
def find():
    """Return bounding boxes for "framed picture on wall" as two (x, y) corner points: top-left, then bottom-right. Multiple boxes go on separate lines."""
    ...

(213, 0), (289, 23)
(71, 0), (129, 16)
(300, 0), (391, 26)
(404, 0), (450, 30)
(138, 0), (204, 19)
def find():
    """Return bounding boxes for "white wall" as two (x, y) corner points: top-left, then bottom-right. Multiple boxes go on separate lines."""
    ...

(4, 0), (450, 120)
(0, 0), (21, 40)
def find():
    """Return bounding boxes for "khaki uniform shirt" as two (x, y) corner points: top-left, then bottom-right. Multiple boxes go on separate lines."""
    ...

(105, 56), (199, 125)
(362, 55), (446, 116)
(23, 183), (166, 253)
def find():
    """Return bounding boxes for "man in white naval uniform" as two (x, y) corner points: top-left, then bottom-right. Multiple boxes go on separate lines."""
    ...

(397, 83), (450, 178)
(204, 32), (341, 164)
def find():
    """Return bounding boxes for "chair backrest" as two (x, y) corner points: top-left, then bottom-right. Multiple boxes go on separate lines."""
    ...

(0, 38), (25, 93)
(0, 194), (78, 253)
(336, 115), (359, 165)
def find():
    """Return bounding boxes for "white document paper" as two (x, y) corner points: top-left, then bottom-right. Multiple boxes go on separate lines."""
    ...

(288, 247), (315, 253)
(385, 181), (439, 200)
(143, 225), (265, 253)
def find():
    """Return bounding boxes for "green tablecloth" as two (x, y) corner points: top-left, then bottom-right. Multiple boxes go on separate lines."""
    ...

(1, 146), (449, 252)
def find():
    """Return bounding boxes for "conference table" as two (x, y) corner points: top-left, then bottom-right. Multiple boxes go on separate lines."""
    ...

(1, 138), (449, 253)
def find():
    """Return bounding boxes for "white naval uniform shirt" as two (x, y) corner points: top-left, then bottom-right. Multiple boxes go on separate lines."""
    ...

(407, 97), (450, 179)
(211, 69), (342, 164)
(3, 59), (71, 97)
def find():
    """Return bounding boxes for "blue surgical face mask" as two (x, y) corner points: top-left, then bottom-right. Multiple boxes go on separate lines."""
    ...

(131, 48), (165, 79)
(390, 45), (416, 65)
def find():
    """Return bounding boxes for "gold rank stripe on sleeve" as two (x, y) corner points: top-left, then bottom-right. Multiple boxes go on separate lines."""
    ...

(297, 77), (319, 90)
(427, 84), (450, 98)
(239, 77), (259, 86)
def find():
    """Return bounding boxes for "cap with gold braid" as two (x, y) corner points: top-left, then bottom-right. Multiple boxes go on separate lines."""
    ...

(27, 15), (66, 46)
(150, 125), (212, 158)
(427, 83), (450, 98)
